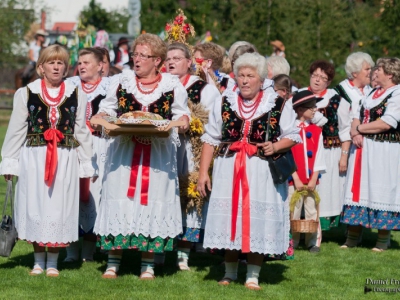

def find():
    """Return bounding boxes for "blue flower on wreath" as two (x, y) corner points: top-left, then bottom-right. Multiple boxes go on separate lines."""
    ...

(70, 106), (75, 113)
(30, 105), (35, 111)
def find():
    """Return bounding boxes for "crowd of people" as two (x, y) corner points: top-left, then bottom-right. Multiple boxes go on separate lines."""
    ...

(1, 16), (400, 291)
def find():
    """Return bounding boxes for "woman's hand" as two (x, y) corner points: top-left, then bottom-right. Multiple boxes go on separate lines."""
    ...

(91, 176), (98, 183)
(352, 135), (363, 148)
(339, 154), (348, 174)
(90, 113), (108, 131)
(256, 141), (275, 156)
(197, 173), (212, 198)
(3, 174), (13, 181)
(178, 115), (190, 133)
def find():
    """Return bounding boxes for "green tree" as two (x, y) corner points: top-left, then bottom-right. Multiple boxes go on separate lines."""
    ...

(80, 0), (130, 32)
(0, 0), (36, 66)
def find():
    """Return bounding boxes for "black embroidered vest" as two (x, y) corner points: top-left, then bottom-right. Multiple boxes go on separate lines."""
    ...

(360, 91), (400, 143)
(90, 94), (104, 118)
(333, 84), (352, 104)
(116, 84), (174, 120)
(217, 96), (286, 160)
(26, 87), (80, 148)
(187, 80), (206, 104)
(318, 94), (342, 149)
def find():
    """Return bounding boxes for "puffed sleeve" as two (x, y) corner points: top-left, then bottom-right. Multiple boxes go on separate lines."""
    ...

(278, 101), (302, 143)
(0, 88), (29, 175)
(171, 82), (190, 120)
(338, 99), (352, 142)
(201, 97), (223, 146)
(200, 84), (222, 112)
(380, 88), (400, 128)
(74, 89), (96, 177)
(97, 74), (119, 117)
(313, 131), (326, 173)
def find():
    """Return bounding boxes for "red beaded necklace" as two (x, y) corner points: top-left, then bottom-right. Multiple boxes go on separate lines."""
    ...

(180, 74), (191, 87)
(237, 91), (263, 120)
(372, 85), (395, 100)
(81, 78), (101, 94)
(135, 73), (162, 95)
(41, 79), (65, 105)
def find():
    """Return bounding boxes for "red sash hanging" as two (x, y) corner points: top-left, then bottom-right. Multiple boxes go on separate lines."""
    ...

(80, 177), (91, 203)
(351, 146), (362, 202)
(43, 128), (65, 186)
(127, 138), (151, 205)
(229, 140), (257, 253)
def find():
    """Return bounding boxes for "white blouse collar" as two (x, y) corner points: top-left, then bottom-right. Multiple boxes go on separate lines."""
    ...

(119, 69), (181, 103)
(66, 76), (110, 102)
(27, 78), (76, 98)
(223, 85), (278, 118)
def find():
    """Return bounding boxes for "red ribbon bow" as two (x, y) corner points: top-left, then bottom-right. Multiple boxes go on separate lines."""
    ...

(229, 140), (258, 253)
(43, 128), (65, 186)
(127, 138), (151, 205)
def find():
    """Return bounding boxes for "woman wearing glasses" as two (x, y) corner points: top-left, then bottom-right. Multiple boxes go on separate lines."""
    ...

(296, 60), (351, 251)
(164, 42), (221, 270)
(92, 33), (190, 279)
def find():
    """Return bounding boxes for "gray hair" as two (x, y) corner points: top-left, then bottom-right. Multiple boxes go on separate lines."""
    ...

(233, 52), (268, 80)
(345, 52), (375, 79)
(266, 56), (290, 77)
(228, 41), (252, 61)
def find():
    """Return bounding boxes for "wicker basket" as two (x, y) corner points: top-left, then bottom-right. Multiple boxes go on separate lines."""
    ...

(290, 201), (319, 233)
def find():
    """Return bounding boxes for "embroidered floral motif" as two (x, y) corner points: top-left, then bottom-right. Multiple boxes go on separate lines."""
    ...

(319, 95), (341, 149)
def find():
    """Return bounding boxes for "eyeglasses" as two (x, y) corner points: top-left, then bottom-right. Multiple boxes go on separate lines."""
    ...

(311, 73), (329, 82)
(165, 57), (186, 63)
(131, 53), (157, 60)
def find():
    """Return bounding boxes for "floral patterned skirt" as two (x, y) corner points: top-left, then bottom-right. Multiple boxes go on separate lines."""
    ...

(340, 205), (400, 230)
(178, 227), (204, 243)
(320, 216), (340, 231)
(265, 234), (294, 261)
(97, 234), (177, 252)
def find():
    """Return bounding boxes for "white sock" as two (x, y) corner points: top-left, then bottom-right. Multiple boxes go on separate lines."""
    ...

(81, 240), (96, 261)
(141, 258), (155, 276)
(106, 254), (122, 273)
(33, 252), (46, 271)
(246, 264), (261, 285)
(224, 262), (238, 281)
(65, 241), (79, 260)
(177, 248), (190, 263)
(46, 252), (59, 270)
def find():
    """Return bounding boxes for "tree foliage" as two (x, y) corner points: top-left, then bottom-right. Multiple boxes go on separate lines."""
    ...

(141, 0), (397, 87)
(80, 0), (129, 33)
(0, 0), (36, 66)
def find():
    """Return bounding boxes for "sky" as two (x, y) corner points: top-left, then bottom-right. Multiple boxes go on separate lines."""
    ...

(41, 0), (129, 25)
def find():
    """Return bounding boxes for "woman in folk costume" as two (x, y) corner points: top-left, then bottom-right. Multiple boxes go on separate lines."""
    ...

(92, 33), (190, 279)
(164, 42), (221, 270)
(297, 60), (352, 232)
(341, 57), (400, 251)
(197, 53), (300, 290)
(0, 45), (96, 277)
(64, 47), (112, 262)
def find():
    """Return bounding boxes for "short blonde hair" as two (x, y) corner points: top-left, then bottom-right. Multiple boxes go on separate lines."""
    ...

(266, 56), (290, 77)
(376, 57), (400, 84)
(132, 33), (168, 65)
(193, 42), (224, 71)
(234, 52), (268, 80)
(36, 44), (70, 77)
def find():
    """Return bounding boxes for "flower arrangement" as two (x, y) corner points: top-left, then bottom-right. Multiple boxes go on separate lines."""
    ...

(179, 100), (211, 216)
(165, 9), (195, 46)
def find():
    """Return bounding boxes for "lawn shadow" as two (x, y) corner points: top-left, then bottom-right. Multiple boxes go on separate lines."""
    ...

(0, 252), (33, 269)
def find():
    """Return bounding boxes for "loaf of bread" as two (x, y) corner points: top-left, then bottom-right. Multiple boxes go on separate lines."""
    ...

(119, 111), (163, 120)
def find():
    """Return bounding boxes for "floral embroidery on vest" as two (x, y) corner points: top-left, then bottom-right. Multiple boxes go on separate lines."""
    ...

(187, 80), (206, 105)
(217, 96), (285, 159)
(360, 92), (400, 143)
(116, 85), (175, 120)
(26, 88), (80, 147)
(318, 94), (341, 148)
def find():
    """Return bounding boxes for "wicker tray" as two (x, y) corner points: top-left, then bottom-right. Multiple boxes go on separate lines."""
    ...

(90, 117), (185, 137)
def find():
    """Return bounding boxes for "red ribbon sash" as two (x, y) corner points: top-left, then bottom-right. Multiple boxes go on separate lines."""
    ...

(351, 145), (362, 202)
(127, 138), (151, 205)
(43, 128), (65, 186)
(86, 120), (95, 133)
(229, 141), (257, 253)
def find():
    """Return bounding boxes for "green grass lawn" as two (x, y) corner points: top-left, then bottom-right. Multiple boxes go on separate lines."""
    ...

(0, 122), (399, 299)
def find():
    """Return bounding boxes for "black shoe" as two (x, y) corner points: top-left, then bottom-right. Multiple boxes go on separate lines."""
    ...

(308, 246), (320, 253)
